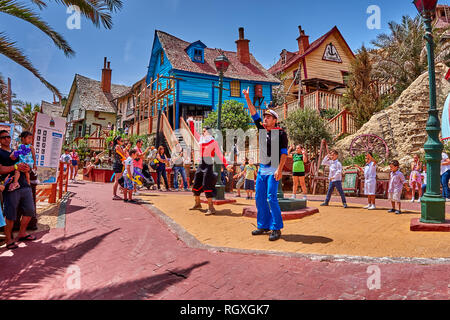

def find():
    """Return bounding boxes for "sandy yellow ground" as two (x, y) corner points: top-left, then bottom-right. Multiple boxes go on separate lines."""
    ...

(138, 193), (450, 259)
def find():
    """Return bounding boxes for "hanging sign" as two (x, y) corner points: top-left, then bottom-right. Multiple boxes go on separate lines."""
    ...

(323, 43), (342, 63)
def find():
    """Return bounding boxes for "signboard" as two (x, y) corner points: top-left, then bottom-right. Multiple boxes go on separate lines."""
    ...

(33, 113), (66, 183)
(323, 43), (342, 63)
(343, 170), (358, 194)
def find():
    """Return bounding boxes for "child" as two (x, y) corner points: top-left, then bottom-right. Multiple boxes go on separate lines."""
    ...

(9, 131), (36, 191)
(356, 152), (377, 210)
(123, 149), (138, 203)
(421, 165), (427, 198)
(288, 145), (308, 200)
(244, 159), (257, 200)
(388, 160), (410, 214)
(320, 150), (348, 208)
(233, 159), (248, 198)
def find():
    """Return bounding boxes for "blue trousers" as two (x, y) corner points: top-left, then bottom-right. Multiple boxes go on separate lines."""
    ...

(173, 166), (188, 189)
(441, 170), (450, 199)
(255, 174), (283, 231)
(325, 181), (347, 204)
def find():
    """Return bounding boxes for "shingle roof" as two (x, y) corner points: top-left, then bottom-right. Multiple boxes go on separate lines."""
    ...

(40, 100), (64, 118)
(268, 26), (354, 75)
(156, 30), (280, 84)
(73, 74), (130, 113)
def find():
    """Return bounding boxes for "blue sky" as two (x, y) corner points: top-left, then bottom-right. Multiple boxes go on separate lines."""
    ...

(0, 0), (435, 105)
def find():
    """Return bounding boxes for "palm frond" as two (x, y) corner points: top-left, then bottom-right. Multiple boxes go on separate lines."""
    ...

(0, 32), (61, 98)
(0, 0), (74, 56)
(46, 0), (123, 29)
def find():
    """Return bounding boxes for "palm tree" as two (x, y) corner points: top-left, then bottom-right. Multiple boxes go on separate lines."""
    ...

(0, 0), (123, 98)
(371, 15), (450, 100)
(13, 101), (40, 132)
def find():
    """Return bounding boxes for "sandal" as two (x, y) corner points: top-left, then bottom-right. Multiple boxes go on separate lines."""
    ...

(6, 242), (18, 250)
(18, 234), (36, 242)
(112, 195), (122, 200)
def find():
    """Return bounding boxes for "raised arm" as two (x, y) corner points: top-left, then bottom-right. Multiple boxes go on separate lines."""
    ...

(242, 87), (257, 117)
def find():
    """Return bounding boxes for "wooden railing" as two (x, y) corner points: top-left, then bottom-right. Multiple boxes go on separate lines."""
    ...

(237, 148), (259, 165)
(328, 109), (357, 139)
(160, 112), (178, 152)
(73, 137), (105, 152)
(179, 117), (201, 164)
(304, 90), (342, 111)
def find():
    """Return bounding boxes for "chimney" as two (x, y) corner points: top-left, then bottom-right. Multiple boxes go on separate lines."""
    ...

(296, 26), (310, 55)
(101, 57), (112, 93)
(236, 27), (250, 64)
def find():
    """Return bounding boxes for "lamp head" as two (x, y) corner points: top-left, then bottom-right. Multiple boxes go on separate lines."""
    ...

(413, 0), (438, 16)
(214, 55), (230, 74)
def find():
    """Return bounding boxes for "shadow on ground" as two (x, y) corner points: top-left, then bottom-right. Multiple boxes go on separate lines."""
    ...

(0, 228), (118, 299)
(48, 261), (210, 299)
(281, 234), (333, 244)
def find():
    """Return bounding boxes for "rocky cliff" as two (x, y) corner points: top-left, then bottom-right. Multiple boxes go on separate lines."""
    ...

(336, 63), (450, 170)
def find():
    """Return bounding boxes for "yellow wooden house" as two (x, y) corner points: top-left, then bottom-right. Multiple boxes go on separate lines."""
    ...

(269, 26), (354, 109)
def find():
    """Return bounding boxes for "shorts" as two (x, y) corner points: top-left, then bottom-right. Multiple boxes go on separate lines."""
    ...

(193, 163), (217, 199)
(293, 172), (305, 177)
(113, 163), (123, 174)
(123, 176), (134, 190)
(244, 179), (255, 191)
(388, 192), (402, 202)
(72, 160), (78, 166)
(364, 179), (376, 195)
(3, 187), (36, 221)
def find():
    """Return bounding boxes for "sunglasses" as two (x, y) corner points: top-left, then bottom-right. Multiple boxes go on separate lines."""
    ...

(0, 136), (11, 139)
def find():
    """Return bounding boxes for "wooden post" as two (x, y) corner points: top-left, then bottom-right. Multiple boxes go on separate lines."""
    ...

(58, 162), (63, 199)
(49, 183), (57, 204)
(342, 109), (348, 135)
(316, 91), (320, 112)
(7, 78), (13, 123)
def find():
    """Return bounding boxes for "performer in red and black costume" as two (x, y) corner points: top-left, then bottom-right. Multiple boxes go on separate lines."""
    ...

(187, 118), (231, 216)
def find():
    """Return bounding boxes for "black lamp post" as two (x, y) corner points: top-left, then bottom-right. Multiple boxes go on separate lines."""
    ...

(413, 0), (446, 224)
(213, 54), (230, 200)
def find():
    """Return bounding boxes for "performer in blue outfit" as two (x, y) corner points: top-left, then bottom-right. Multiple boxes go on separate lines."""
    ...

(243, 88), (289, 241)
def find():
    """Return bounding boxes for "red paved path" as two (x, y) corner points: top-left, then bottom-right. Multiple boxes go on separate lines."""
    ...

(0, 182), (449, 300)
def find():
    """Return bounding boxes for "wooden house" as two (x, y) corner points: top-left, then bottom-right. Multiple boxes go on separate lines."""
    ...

(63, 58), (130, 144)
(40, 100), (64, 118)
(114, 76), (147, 131)
(269, 26), (355, 113)
(144, 28), (280, 130)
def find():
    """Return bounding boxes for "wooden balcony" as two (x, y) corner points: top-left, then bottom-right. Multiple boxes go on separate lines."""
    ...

(303, 90), (343, 111)
(327, 109), (357, 139)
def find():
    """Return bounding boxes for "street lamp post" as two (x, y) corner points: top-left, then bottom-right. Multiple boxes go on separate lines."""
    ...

(413, 0), (446, 224)
(214, 55), (230, 200)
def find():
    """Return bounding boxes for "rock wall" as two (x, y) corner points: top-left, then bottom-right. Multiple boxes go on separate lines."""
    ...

(336, 63), (450, 171)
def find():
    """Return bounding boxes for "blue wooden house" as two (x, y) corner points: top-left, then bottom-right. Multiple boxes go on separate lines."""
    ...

(146, 28), (280, 130)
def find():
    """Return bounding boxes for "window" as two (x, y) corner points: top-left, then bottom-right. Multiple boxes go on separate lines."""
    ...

(341, 71), (350, 86)
(160, 51), (164, 65)
(193, 49), (203, 62)
(230, 80), (241, 97)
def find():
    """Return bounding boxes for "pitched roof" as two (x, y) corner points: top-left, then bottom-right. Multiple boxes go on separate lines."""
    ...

(41, 100), (64, 118)
(156, 30), (280, 84)
(66, 74), (130, 115)
(268, 26), (355, 75)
